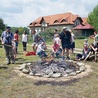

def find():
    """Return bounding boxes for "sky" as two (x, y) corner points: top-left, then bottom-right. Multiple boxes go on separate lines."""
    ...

(0, 0), (97, 27)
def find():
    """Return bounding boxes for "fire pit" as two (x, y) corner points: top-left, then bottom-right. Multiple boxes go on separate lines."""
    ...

(18, 60), (88, 78)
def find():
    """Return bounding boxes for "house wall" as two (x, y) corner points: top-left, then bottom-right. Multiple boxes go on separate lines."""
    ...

(29, 24), (74, 34)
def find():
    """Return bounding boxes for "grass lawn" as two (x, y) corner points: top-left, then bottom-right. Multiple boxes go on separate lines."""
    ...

(0, 38), (98, 98)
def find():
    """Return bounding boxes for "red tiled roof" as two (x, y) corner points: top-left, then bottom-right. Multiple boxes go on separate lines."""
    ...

(29, 12), (80, 27)
(73, 24), (84, 29)
(83, 24), (94, 29)
(73, 24), (94, 30)
(82, 17), (88, 25)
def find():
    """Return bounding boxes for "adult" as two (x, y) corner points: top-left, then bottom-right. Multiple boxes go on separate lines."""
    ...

(1, 26), (15, 64)
(22, 31), (28, 52)
(36, 42), (47, 59)
(14, 30), (19, 53)
(76, 44), (90, 61)
(59, 27), (72, 60)
(32, 30), (45, 52)
(69, 29), (76, 54)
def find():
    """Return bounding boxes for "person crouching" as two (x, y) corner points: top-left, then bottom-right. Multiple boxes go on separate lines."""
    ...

(36, 42), (47, 59)
(51, 40), (62, 58)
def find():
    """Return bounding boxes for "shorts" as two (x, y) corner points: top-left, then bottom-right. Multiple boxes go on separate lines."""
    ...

(71, 42), (75, 49)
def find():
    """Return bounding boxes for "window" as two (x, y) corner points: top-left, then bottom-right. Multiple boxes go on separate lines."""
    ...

(61, 19), (67, 22)
(54, 20), (58, 23)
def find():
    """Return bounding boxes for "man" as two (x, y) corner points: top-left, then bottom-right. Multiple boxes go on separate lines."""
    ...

(32, 30), (45, 52)
(59, 27), (72, 60)
(1, 26), (15, 65)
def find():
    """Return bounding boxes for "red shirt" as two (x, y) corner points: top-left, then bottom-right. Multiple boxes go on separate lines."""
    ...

(14, 34), (19, 41)
(52, 43), (60, 52)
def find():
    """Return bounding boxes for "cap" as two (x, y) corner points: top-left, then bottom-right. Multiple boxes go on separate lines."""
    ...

(6, 26), (11, 30)
(63, 27), (67, 30)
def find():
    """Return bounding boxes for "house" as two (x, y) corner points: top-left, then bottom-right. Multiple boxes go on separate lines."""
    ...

(28, 12), (94, 36)
(29, 12), (84, 32)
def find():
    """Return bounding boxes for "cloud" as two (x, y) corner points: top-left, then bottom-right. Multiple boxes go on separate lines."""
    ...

(0, 0), (97, 27)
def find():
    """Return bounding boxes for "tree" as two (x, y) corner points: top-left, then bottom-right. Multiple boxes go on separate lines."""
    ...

(88, 4), (98, 31)
(0, 18), (5, 36)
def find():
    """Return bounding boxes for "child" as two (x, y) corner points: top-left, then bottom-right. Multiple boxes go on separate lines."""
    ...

(51, 40), (62, 58)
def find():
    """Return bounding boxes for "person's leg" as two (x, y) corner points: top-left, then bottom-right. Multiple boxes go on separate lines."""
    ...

(4, 46), (10, 64)
(9, 47), (15, 64)
(62, 48), (65, 60)
(16, 41), (18, 53)
(66, 48), (70, 59)
(24, 42), (27, 51)
(95, 51), (97, 62)
(22, 42), (25, 51)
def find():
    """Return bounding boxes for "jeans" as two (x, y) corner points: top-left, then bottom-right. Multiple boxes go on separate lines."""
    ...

(37, 50), (47, 58)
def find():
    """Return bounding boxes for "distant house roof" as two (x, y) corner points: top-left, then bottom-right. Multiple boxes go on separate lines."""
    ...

(73, 24), (94, 30)
(29, 12), (81, 27)
(82, 17), (88, 25)
(73, 24), (84, 29)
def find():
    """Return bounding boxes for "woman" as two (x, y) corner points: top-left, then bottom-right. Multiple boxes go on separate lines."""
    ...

(76, 44), (90, 61)
(22, 31), (28, 52)
(14, 30), (19, 53)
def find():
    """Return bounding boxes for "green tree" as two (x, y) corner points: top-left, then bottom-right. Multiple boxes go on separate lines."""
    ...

(0, 18), (5, 36)
(88, 4), (98, 31)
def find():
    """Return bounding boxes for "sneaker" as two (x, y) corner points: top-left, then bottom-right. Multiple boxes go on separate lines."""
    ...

(7, 62), (10, 65)
(12, 61), (16, 64)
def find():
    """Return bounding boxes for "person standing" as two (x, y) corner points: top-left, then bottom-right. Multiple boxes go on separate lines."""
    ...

(60, 27), (72, 60)
(69, 29), (76, 54)
(14, 30), (19, 53)
(22, 31), (28, 52)
(1, 26), (15, 64)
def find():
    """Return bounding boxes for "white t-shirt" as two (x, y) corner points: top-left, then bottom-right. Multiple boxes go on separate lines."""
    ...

(54, 37), (61, 46)
(71, 33), (75, 42)
(36, 44), (45, 54)
(22, 34), (28, 42)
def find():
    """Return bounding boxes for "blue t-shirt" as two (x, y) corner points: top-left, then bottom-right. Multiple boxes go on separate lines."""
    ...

(1, 31), (14, 45)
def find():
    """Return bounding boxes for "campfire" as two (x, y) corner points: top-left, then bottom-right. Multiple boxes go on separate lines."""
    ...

(18, 59), (86, 78)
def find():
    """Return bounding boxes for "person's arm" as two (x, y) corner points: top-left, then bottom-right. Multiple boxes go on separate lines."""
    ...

(84, 52), (91, 61)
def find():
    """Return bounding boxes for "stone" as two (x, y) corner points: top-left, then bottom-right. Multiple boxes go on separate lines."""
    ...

(76, 70), (81, 74)
(77, 62), (85, 66)
(79, 65), (86, 72)
(52, 73), (61, 78)
(22, 69), (29, 74)
(29, 72), (34, 76)
(66, 68), (74, 73)
(70, 72), (77, 76)
(19, 64), (26, 71)
(27, 63), (32, 65)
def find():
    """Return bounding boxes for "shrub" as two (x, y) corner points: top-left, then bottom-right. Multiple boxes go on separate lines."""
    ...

(77, 36), (86, 39)
(40, 28), (54, 42)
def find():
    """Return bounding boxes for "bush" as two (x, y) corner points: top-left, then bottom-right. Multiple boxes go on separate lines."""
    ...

(77, 36), (86, 39)
(40, 28), (54, 42)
